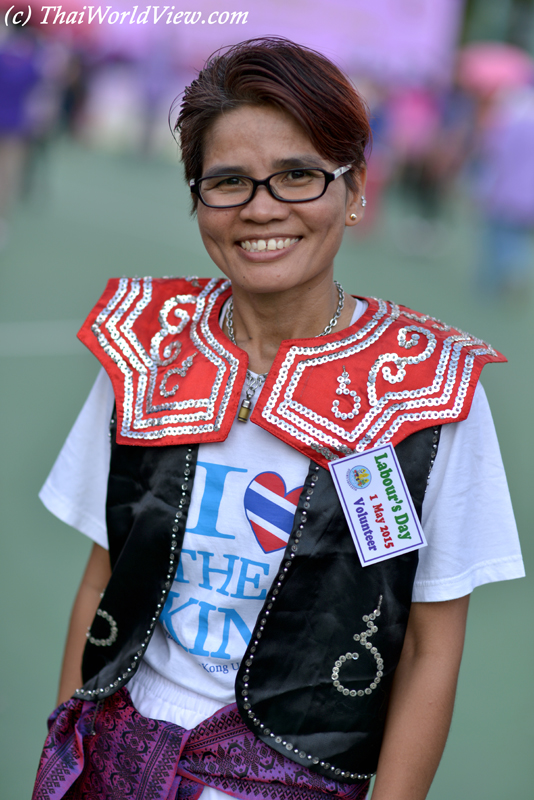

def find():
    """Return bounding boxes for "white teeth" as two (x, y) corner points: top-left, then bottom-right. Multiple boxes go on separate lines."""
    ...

(240, 237), (299, 251)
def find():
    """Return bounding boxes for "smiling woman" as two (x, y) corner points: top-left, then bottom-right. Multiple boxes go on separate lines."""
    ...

(32, 38), (524, 800)
(177, 39), (370, 372)
(192, 102), (361, 370)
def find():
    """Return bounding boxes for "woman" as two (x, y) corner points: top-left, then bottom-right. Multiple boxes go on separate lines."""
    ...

(33, 38), (523, 800)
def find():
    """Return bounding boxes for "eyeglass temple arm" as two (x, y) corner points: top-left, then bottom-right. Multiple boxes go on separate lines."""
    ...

(332, 165), (353, 179)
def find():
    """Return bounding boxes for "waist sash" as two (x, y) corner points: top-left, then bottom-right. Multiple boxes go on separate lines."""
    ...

(33, 688), (370, 800)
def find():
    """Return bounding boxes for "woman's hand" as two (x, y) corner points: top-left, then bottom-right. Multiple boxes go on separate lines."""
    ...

(56, 542), (112, 706)
(370, 595), (470, 800)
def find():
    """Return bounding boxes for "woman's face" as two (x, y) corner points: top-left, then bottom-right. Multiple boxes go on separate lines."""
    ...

(196, 105), (361, 297)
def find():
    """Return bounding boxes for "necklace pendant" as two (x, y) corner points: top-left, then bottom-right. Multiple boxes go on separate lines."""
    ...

(237, 398), (252, 422)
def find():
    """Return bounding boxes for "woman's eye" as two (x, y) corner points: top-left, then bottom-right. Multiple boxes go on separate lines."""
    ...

(201, 176), (247, 192)
(284, 169), (316, 183)
(287, 170), (308, 180)
(217, 176), (246, 188)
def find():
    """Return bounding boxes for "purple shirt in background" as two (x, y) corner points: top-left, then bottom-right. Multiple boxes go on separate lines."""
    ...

(0, 37), (41, 135)
(476, 87), (534, 226)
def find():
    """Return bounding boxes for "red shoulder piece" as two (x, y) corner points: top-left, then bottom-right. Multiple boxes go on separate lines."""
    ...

(78, 281), (506, 468)
(77, 276), (247, 446)
(252, 297), (506, 465)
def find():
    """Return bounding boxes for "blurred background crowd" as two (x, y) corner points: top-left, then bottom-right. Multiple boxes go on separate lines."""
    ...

(1, 0), (534, 295)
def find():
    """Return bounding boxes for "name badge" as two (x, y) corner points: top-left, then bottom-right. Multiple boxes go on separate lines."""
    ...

(328, 444), (427, 567)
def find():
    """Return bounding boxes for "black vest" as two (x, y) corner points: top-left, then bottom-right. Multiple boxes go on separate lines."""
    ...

(78, 419), (440, 782)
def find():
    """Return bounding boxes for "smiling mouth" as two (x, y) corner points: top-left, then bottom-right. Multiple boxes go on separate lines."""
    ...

(239, 237), (300, 252)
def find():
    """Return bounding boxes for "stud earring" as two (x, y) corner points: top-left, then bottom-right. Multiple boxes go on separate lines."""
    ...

(361, 196), (367, 207)
(350, 213), (357, 220)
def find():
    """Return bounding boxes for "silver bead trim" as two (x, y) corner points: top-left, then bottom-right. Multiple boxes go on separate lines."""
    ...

(425, 427), (440, 493)
(239, 465), (374, 781)
(86, 609), (118, 647)
(331, 596), (383, 697)
(74, 448), (194, 700)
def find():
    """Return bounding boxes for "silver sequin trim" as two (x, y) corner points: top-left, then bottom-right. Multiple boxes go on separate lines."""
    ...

(91, 287), (496, 460)
(90, 278), (241, 440)
(331, 596), (383, 698)
(158, 355), (196, 398)
(331, 365), (361, 421)
(261, 300), (499, 457)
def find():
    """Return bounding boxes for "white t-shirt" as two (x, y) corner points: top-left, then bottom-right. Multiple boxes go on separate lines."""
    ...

(39, 311), (524, 713)
(145, 394), (312, 705)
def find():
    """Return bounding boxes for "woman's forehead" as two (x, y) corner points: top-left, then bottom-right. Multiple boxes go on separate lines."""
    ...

(201, 105), (328, 173)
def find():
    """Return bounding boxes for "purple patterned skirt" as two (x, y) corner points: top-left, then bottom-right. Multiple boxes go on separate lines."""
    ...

(32, 688), (369, 800)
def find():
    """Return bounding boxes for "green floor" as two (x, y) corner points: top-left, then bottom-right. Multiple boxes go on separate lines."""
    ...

(1, 140), (532, 798)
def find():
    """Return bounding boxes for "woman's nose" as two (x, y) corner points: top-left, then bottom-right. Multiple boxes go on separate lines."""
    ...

(239, 185), (290, 222)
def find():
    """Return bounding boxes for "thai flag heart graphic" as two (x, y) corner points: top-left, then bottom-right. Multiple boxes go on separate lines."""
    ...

(244, 472), (303, 553)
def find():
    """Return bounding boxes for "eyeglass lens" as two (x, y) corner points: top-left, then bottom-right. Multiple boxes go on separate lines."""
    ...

(199, 169), (327, 207)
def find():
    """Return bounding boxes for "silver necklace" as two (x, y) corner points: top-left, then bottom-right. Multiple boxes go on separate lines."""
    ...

(227, 281), (345, 422)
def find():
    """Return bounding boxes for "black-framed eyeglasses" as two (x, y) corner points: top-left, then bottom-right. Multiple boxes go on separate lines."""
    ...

(189, 165), (352, 208)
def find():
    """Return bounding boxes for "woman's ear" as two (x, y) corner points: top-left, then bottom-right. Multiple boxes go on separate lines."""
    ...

(345, 166), (367, 226)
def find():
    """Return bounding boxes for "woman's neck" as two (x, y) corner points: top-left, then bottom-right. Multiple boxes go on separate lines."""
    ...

(224, 280), (357, 374)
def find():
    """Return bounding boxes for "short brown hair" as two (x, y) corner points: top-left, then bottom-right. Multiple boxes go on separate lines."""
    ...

(175, 37), (371, 206)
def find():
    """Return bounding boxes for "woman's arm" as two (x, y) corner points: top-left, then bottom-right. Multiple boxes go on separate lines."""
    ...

(370, 595), (470, 800)
(56, 542), (112, 706)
